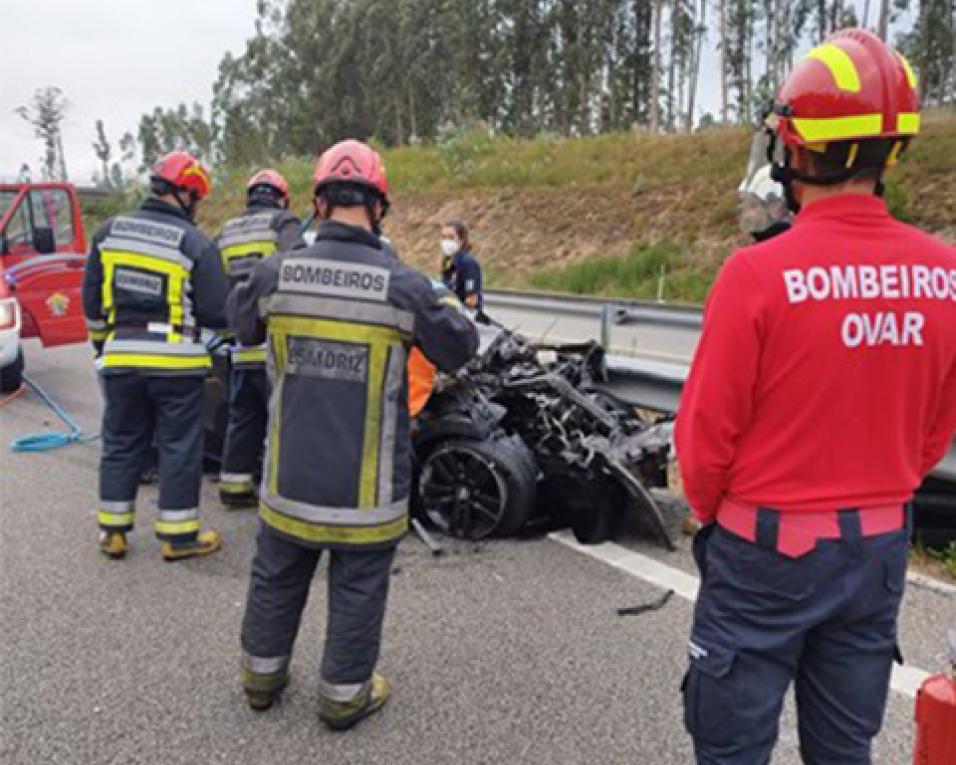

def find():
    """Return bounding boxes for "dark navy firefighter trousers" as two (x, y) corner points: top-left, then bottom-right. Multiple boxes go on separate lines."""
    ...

(683, 508), (909, 765)
(241, 521), (397, 699)
(98, 373), (205, 543)
(220, 367), (269, 497)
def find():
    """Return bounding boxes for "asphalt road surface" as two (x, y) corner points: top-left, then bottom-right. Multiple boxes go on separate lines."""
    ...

(2, 342), (954, 765)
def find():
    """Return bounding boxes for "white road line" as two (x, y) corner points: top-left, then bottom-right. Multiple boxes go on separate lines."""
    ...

(549, 531), (932, 699)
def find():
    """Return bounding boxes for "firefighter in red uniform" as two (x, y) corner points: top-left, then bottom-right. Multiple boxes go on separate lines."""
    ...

(675, 28), (956, 765)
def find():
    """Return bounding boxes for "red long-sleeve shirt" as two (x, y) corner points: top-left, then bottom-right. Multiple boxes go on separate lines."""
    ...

(675, 194), (956, 523)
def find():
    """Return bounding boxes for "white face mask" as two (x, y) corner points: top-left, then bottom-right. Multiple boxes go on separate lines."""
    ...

(440, 238), (459, 257)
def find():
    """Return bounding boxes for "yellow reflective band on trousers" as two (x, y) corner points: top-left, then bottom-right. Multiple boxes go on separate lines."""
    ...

(259, 502), (408, 547)
(804, 43), (861, 92)
(155, 519), (202, 536)
(792, 114), (883, 142)
(98, 510), (134, 528)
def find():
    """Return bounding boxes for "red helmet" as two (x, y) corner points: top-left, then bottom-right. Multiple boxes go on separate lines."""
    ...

(772, 27), (919, 148)
(313, 140), (388, 200)
(248, 169), (289, 200)
(151, 150), (212, 199)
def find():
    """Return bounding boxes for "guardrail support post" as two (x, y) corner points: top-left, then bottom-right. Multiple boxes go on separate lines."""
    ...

(600, 304), (613, 350)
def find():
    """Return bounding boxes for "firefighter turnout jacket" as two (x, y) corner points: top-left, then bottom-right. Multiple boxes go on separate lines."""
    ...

(675, 195), (956, 523)
(217, 203), (303, 369)
(228, 220), (479, 549)
(82, 197), (228, 374)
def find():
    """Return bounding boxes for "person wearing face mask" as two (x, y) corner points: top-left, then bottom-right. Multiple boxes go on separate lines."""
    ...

(439, 220), (485, 321)
(82, 150), (229, 562)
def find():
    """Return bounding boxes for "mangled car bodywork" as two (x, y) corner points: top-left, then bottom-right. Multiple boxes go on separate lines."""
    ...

(412, 327), (675, 548)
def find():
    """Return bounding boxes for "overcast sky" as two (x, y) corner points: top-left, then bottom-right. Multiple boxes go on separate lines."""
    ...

(1, 0), (258, 183)
(2, 0), (903, 185)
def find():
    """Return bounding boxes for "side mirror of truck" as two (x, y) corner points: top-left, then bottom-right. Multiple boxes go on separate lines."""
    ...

(33, 227), (55, 255)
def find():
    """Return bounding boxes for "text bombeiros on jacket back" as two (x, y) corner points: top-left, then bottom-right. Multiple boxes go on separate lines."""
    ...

(782, 263), (956, 349)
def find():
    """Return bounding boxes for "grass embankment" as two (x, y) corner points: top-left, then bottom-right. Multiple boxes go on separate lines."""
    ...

(84, 110), (956, 304)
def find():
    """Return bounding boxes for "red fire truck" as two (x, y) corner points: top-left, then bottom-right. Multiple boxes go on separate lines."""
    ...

(0, 182), (89, 391)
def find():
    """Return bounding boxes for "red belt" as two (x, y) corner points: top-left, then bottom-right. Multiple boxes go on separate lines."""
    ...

(717, 498), (907, 558)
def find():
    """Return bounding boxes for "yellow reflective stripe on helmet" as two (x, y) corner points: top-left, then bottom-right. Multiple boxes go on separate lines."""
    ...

(791, 114), (883, 142)
(897, 52), (918, 90)
(98, 511), (135, 527)
(897, 113), (920, 135)
(805, 43), (862, 92)
(102, 353), (211, 370)
(260, 503), (408, 546)
(155, 519), (202, 536)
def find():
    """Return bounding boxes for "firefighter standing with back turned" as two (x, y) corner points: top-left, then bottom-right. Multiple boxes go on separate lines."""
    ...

(675, 29), (956, 764)
(217, 170), (303, 507)
(83, 150), (229, 561)
(230, 140), (478, 728)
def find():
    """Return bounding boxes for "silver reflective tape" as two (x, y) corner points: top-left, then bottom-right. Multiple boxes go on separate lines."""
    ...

(378, 344), (405, 505)
(278, 258), (390, 301)
(261, 493), (408, 527)
(220, 472), (254, 484)
(318, 679), (368, 703)
(242, 651), (289, 676)
(157, 508), (199, 523)
(268, 294), (414, 334)
(86, 318), (106, 330)
(115, 268), (164, 297)
(111, 217), (184, 249)
(220, 213), (277, 244)
(220, 231), (277, 249)
(100, 236), (192, 269)
(106, 339), (209, 356)
(286, 338), (368, 383)
(100, 499), (134, 512)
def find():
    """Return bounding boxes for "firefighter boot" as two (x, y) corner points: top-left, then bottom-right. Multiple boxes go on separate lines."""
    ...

(319, 672), (391, 731)
(99, 531), (128, 560)
(219, 478), (258, 509)
(160, 530), (223, 562)
(243, 672), (290, 712)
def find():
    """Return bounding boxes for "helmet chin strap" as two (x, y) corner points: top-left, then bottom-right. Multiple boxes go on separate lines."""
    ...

(172, 188), (199, 221)
(767, 132), (882, 214)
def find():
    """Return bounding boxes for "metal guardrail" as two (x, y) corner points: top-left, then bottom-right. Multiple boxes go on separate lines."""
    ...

(484, 288), (702, 348)
(487, 289), (956, 484)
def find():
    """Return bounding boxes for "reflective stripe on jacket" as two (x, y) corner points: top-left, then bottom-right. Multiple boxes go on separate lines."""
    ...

(81, 198), (228, 375)
(227, 220), (479, 549)
(218, 204), (302, 370)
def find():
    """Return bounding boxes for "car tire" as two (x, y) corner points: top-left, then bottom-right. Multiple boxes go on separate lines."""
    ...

(0, 347), (24, 394)
(417, 434), (537, 540)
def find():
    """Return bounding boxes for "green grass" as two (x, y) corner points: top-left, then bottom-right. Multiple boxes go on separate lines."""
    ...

(527, 240), (718, 303)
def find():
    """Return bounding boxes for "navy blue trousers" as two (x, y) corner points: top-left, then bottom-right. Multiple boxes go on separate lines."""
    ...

(684, 513), (908, 765)
(221, 367), (269, 480)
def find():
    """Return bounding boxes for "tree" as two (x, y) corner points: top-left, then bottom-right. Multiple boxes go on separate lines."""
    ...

(15, 86), (70, 180)
(92, 120), (112, 188)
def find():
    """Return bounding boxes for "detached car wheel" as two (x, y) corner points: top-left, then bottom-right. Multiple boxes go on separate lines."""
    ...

(0, 347), (24, 394)
(418, 434), (537, 539)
